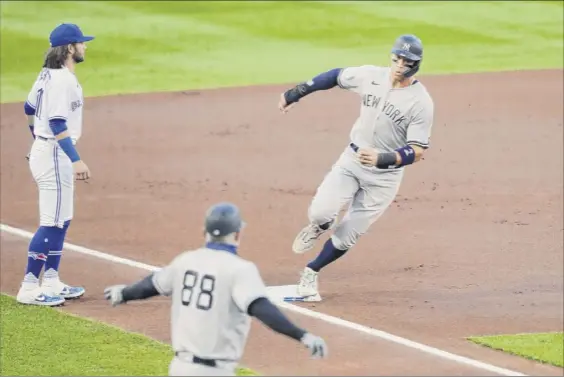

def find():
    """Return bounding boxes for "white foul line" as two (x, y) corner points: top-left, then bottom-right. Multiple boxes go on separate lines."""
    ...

(0, 223), (526, 376)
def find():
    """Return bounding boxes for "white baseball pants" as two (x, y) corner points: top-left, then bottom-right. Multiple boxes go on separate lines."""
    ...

(28, 138), (74, 228)
(307, 145), (404, 250)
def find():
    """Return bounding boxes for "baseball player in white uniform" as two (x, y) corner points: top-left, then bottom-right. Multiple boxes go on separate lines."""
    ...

(16, 23), (94, 306)
(277, 35), (435, 302)
(104, 202), (328, 376)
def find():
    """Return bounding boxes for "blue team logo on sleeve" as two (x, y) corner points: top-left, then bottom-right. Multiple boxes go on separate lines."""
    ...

(71, 100), (83, 112)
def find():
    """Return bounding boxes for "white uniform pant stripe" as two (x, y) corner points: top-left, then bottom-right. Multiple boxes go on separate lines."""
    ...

(53, 145), (62, 226)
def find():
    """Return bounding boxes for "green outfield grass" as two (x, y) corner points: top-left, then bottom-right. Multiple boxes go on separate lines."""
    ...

(1, 0), (562, 103)
(0, 294), (258, 376)
(468, 332), (564, 368)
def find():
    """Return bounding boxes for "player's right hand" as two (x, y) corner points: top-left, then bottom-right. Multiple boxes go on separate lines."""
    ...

(278, 93), (296, 113)
(73, 160), (91, 181)
(300, 332), (328, 359)
(104, 284), (127, 307)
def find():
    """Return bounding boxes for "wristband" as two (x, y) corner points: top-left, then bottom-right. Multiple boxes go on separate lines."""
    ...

(375, 152), (397, 169)
(284, 83), (308, 105)
(57, 137), (81, 162)
(395, 145), (416, 167)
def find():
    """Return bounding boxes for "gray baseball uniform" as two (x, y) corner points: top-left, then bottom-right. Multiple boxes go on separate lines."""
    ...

(307, 65), (434, 250)
(152, 247), (269, 376)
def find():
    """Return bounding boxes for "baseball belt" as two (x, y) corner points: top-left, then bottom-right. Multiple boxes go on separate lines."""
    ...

(349, 142), (402, 170)
(36, 135), (55, 141)
(35, 135), (76, 146)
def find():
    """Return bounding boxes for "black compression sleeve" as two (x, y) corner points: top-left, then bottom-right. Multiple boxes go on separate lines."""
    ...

(122, 274), (160, 302)
(284, 68), (342, 105)
(248, 297), (306, 341)
(376, 152), (398, 169)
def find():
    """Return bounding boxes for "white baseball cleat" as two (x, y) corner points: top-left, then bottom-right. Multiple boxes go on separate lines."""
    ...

(42, 280), (86, 299)
(296, 267), (322, 302)
(292, 223), (326, 254)
(16, 286), (65, 307)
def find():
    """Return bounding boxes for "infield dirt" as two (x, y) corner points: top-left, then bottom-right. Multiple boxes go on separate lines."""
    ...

(1, 69), (563, 375)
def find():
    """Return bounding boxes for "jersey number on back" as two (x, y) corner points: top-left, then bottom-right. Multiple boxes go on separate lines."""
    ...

(35, 88), (44, 120)
(181, 270), (215, 311)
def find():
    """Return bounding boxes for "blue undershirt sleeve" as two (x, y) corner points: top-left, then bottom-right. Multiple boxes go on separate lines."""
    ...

(49, 119), (81, 162)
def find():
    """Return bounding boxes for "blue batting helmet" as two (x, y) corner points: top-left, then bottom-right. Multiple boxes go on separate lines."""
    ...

(390, 34), (423, 78)
(204, 202), (244, 237)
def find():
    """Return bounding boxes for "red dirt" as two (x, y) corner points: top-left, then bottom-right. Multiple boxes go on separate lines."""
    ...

(1, 69), (563, 376)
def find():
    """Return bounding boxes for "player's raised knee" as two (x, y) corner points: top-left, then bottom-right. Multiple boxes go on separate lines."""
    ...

(307, 204), (336, 229)
(331, 230), (361, 251)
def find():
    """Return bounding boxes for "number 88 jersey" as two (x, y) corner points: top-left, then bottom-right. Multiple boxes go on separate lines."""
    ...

(152, 244), (269, 363)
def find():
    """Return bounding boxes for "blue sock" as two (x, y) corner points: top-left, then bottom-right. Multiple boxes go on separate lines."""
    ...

(23, 226), (54, 286)
(44, 220), (70, 281)
(307, 238), (348, 272)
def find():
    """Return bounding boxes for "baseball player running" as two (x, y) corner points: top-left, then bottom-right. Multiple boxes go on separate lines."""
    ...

(17, 23), (94, 306)
(278, 35), (435, 302)
(104, 202), (328, 376)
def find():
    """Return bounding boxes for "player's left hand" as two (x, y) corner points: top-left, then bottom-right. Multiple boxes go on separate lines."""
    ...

(300, 332), (328, 359)
(357, 148), (378, 166)
(104, 284), (127, 307)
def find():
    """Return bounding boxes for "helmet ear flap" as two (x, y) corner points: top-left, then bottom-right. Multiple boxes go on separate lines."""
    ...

(402, 59), (421, 78)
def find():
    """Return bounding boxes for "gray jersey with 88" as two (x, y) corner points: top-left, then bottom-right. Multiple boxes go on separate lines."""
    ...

(152, 246), (268, 367)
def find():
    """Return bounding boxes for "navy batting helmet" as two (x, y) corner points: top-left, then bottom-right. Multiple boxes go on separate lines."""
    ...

(390, 34), (423, 78)
(204, 202), (244, 237)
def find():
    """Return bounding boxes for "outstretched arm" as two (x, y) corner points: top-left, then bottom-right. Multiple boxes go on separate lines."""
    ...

(104, 273), (161, 306)
(248, 297), (306, 341)
(105, 263), (175, 306)
(232, 264), (328, 359)
(282, 68), (342, 106)
(248, 297), (328, 358)
(122, 274), (161, 301)
(278, 65), (371, 113)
